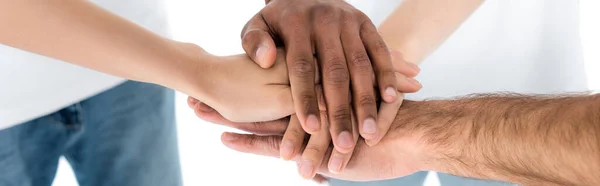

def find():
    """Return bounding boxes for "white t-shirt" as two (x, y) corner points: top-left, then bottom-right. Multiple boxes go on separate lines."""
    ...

(348, 0), (589, 100)
(0, 0), (168, 130)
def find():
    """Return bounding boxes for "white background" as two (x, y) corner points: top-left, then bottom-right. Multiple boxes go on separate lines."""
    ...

(52, 1), (599, 186)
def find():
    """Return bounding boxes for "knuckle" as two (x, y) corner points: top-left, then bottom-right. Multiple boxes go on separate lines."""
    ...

(299, 93), (316, 111)
(340, 10), (354, 23)
(248, 122), (268, 133)
(243, 136), (257, 147)
(304, 145), (325, 156)
(373, 39), (390, 55)
(286, 127), (306, 139)
(332, 106), (351, 122)
(240, 14), (261, 38)
(267, 137), (281, 150)
(291, 58), (315, 78)
(280, 10), (306, 32)
(359, 21), (377, 35)
(353, 10), (370, 23)
(354, 10), (369, 19)
(281, 9), (303, 22)
(357, 94), (376, 108)
(241, 30), (260, 45)
(324, 62), (349, 86)
(349, 52), (371, 73)
(310, 4), (339, 25)
(377, 69), (396, 80)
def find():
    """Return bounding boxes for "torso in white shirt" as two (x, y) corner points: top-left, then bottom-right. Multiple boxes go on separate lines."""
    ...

(0, 0), (168, 130)
(348, 0), (589, 100)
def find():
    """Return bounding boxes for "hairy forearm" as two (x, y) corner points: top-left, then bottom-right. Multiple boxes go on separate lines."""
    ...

(397, 93), (600, 185)
(0, 0), (201, 92)
(378, 0), (483, 64)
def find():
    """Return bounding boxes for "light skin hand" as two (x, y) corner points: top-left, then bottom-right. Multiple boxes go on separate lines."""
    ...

(211, 101), (428, 182)
(219, 93), (600, 185)
(195, 49), (295, 122)
(240, 0), (402, 159)
(190, 98), (420, 182)
(0, 0), (297, 122)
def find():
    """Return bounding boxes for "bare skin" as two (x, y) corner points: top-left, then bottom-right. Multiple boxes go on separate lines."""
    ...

(189, 0), (484, 178)
(209, 93), (600, 186)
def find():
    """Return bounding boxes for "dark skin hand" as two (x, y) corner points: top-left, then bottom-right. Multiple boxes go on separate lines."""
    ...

(241, 0), (401, 176)
(189, 66), (418, 180)
(189, 53), (420, 178)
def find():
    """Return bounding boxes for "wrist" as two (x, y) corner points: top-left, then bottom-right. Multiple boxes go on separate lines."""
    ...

(158, 40), (216, 102)
(390, 100), (473, 172)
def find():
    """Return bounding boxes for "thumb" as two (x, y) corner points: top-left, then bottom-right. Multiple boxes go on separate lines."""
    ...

(241, 14), (277, 68)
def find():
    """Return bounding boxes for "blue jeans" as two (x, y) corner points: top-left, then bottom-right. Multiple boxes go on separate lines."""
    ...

(329, 171), (517, 186)
(0, 81), (181, 186)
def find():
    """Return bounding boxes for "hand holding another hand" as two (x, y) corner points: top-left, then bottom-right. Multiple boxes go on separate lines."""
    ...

(240, 0), (420, 158)
(188, 49), (421, 179)
(191, 98), (432, 182)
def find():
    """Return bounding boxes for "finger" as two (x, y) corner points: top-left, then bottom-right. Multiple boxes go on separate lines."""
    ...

(391, 50), (420, 78)
(395, 72), (422, 93)
(222, 132), (334, 174)
(281, 115), (306, 160)
(313, 15), (354, 154)
(360, 21), (398, 103)
(241, 14), (277, 68)
(187, 96), (199, 108)
(221, 132), (283, 158)
(191, 100), (215, 113)
(327, 108), (359, 174)
(299, 86), (332, 179)
(340, 20), (379, 143)
(195, 104), (288, 135)
(283, 17), (321, 135)
(365, 92), (404, 146)
(369, 72), (421, 93)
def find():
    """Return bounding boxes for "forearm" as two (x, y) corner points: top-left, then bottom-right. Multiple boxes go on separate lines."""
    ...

(378, 0), (483, 64)
(0, 0), (203, 93)
(397, 93), (600, 185)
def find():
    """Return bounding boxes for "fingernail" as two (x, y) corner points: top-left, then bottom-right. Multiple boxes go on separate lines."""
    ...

(256, 45), (269, 67)
(385, 87), (397, 102)
(222, 133), (239, 142)
(299, 159), (314, 179)
(407, 62), (420, 73)
(407, 78), (422, 87)
(306, 115), (321, 132)
(328, 154), (344, 174)
(362, 118), (377, 135)
(337, 131), (354, 149)
(281, 140), (295, 160)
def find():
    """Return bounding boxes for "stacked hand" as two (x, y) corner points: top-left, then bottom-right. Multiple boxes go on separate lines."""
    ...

(186, 0), (422, 181)
(188, 49), (420, 179)
(188, 92), (428, 182)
